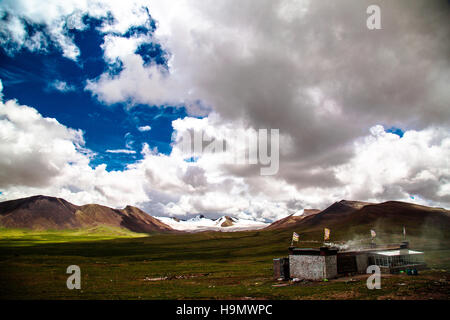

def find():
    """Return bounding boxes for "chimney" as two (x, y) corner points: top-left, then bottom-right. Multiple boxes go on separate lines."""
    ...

(400, 241), (409, 255)
(400, 241), (409, 249)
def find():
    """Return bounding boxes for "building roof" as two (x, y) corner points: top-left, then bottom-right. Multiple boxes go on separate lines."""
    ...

(288, 247), (338, 256)
(372, 249), (423, 256)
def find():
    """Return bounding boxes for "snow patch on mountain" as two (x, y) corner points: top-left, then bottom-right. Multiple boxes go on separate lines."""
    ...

(155, 215), (268, 232)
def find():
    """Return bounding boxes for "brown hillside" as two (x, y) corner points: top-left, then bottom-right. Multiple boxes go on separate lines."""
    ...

(120, 205), (174, 233)
(0, 195), (81, 230)
(266, 199), (450, 237)
(265, 209), (320, 230)
(297, 200), (373, 228)
(349, 201), (450, 230)
(0, 195), (174, 233)
(220, 216), (235, 227)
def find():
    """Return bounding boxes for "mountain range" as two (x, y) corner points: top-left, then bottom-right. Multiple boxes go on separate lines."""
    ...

(0, 195), (173, 233)
(155, 214), (268, 232)
(0, 195), (267, 232)
(0, 196), (449, 235)
(265, 200), (450, 240)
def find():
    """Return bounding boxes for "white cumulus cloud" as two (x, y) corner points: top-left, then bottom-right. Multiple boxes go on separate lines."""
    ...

(105, 149), (136, 154)
(1, 87), (449, 220)
(138, 125), (151, 132)
(0, 1), (449, 219)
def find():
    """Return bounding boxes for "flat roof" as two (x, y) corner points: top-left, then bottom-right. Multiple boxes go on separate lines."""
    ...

(289, 247), (338, 256)
(372, 249), (423, 256)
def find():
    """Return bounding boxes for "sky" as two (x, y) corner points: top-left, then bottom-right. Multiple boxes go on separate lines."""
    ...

(0, 0), (449, 222)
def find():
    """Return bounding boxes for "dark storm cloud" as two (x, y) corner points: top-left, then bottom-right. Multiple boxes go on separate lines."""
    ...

(172, 0), (449, 192)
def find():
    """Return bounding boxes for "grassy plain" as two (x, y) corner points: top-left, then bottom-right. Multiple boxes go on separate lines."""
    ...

(0, 227), (449, 299)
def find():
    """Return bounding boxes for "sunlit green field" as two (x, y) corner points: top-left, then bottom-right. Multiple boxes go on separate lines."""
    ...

(0, 227), (147, 245)
(0, 227), (449, 300)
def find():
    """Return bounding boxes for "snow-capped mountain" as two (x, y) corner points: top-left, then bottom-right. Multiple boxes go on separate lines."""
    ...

(155, 215), (268, 232)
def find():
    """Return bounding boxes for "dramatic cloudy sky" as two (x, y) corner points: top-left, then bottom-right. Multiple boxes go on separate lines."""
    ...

(0, 0), (449, 221)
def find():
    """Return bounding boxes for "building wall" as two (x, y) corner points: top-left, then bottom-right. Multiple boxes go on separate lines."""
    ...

(273, 258), (290, 280)
(289, 255), (337, 280)
(325, 255), (337, 279)
(355, 254), (369, 273)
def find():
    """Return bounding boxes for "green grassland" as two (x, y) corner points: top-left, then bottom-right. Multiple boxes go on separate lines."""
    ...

(0, 226), (147, 245)
(0, 226), (449, 300)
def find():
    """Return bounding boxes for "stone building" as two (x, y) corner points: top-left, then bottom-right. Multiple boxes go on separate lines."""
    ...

(288, 247), (338, 280)
(273, 241), (426, 281)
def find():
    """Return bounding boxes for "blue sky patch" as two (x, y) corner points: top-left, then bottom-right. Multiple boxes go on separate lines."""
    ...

(184, 156), (199, 163)
(386, 127), (404, 137)
(136, 42), (168, 67)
